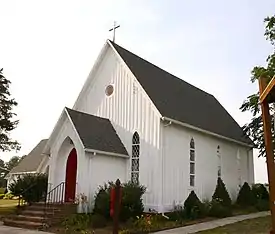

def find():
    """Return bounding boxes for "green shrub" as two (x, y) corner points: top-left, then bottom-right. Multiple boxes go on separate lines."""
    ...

(165, 205), (185, 221)
(91, 214), (107, 228)
(0, 194), (5, 199)
(212, 177), (232, 207)
(236, 182), (256, 207)
(4, 193), (14, 200)
(93, 180), (146, 222)
(252, 183), (269, 201)
(120, 181), (146, 222)
(209, 199), (232, 218)
(255, 199), (270, 211)
(184, 191), (206, 220)
(8, 173), (48, 204)
(62, 214), (91, 232)
(93, 182), (113, 219)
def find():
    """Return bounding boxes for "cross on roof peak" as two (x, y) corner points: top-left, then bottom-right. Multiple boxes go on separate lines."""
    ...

(109, 21), (120, 43)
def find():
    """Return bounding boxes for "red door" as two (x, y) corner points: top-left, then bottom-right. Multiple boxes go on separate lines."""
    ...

(65, 148), (77, 202)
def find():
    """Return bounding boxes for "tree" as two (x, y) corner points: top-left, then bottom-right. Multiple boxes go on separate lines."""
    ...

(5, 156), (21, 171)
(0, 68), (20, 152)
(240, 15), (275, 157)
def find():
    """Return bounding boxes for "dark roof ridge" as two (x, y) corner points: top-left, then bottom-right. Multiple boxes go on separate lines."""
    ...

(65, 107), (110, 121)
(108, 40), (214, 98)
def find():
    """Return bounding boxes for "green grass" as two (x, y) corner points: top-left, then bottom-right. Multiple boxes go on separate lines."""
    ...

(196, 216), (271, 234)
(0, 199), (18, 219)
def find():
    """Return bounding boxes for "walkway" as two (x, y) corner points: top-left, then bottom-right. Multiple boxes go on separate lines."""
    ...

(154, 211), (270, 234)
(0, 224), (53, 234)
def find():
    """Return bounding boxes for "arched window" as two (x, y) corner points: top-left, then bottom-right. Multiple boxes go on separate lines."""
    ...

(237, 149), (241, 187)
(217, 146), (221, 178)
(131, 132), (140, 183)
(189, 138), (195, 187)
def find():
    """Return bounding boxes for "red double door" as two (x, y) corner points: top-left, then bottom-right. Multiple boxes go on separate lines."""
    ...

(65, 148), (77, 202)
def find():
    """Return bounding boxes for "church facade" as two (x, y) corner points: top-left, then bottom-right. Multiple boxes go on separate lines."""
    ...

(44, 40), (254, 212)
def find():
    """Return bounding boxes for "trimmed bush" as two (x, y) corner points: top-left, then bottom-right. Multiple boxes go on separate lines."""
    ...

(120, 181), (146, 221)
(8, 173), (48, 204)
(255, 199), (270, 211)
(184, 191), (206, 220)
(252, 183), (269, 201)
(236, 182), (256, 207)
(212, 177), (232, 207)
(209, 199), (232, 218)
(93, 182), (113, 219)
(93, 181), (146, 221)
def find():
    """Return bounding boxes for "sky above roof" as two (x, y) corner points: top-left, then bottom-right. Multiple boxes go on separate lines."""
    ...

(1, 0), (274, 183)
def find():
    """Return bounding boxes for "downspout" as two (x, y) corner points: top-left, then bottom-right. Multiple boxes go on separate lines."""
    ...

(160, 117), (172, 218)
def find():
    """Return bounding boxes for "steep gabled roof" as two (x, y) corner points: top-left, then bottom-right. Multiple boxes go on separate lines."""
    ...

(8, 139), (48, 174)
(109, 40), (252, 146)
(66, 108), (128, 155)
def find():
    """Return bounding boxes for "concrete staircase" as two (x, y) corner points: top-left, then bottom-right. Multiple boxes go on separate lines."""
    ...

(3, 202), (77, 230)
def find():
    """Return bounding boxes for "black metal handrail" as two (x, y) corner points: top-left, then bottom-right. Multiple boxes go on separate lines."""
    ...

(43, 182), (65, 226)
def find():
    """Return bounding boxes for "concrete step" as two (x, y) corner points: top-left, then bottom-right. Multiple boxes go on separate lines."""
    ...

(21, 210), (54, 217)
(26, 205), (61, 212)
(3, 218), (43, 230)
(9, 214), (46, 223)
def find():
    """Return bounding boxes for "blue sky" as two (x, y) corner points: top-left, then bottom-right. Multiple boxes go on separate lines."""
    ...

(1, 0), (274, 182)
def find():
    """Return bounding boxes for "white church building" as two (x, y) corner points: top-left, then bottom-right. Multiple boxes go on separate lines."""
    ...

(43, 40), (254, 212)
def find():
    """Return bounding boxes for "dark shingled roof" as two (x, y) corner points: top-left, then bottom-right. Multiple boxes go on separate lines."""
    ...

(66, 108), (128, 155)
(110, 40), (252, 145)
(9, 139), (48, 174)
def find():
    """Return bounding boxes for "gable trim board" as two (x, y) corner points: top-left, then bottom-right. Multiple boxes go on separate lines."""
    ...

(161, 117), (253, 148)
(73, 41), (110, 109)
(85, 148), (129, 158)
(108, 40), (253, 148)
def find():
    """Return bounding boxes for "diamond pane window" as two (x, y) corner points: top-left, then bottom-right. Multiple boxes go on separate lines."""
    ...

(131, 132), (140, 183)
(189, 138), (195, 187)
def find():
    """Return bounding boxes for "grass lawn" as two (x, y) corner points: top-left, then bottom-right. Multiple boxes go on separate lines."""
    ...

(196, 216), (271, 234)
(0, 199), (18, 219)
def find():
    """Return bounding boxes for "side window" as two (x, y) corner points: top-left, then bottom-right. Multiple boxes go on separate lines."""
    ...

(190, 138), (195, 187)
(217, 145), (221, 178)
(131, 132), (140, 183)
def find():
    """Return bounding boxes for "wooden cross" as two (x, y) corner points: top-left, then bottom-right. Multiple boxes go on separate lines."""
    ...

(109, 21), (120, 43)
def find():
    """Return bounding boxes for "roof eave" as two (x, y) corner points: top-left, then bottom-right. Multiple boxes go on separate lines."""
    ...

(161, 116), (254, 149)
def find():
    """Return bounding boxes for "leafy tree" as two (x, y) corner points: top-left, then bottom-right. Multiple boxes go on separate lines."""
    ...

(240, 15), (275, 157)
(5, 156), (21, 171)
(0, 68), (20, 152)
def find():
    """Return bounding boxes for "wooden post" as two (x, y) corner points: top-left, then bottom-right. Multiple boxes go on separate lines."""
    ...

(259, 77), (275, 234)
(113, 179), (121, 234)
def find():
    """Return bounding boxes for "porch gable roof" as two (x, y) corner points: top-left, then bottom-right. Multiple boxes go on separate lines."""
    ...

(66, 108), (128, 156)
